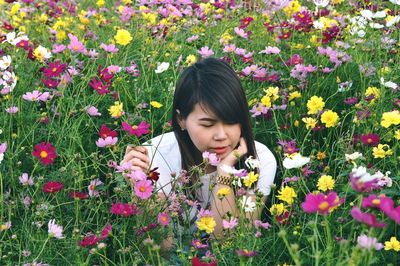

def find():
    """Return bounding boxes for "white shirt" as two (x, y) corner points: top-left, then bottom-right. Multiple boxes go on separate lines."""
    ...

(144, 132), (277, 210)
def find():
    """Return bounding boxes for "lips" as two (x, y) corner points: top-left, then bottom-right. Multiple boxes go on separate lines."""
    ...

(212, 146), (228, 155)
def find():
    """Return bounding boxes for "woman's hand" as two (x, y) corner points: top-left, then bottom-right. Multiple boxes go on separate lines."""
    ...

(219, 137), (248, 168)
(121, 145), (150, 172)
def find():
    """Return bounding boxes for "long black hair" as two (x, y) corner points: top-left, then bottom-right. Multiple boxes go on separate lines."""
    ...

(172, 58), (257, 184)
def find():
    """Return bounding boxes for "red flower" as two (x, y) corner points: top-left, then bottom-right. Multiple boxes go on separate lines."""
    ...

(121, 121), (150, 137)
(239, 17), (254, 29)
(98, 124), (118, 138)
(16, 40), (30, 51)
(147, 167), (160, 182)
(41, 78), (60, 88)
(43, 181), (64, 193)
(97, 65), (114, 83)
(78, 233), (99, 247)
(360, 133), (379, 147)
(69, 191), (89, 200)
(32, 142), (57, 165)
(191, 256), (217, 266)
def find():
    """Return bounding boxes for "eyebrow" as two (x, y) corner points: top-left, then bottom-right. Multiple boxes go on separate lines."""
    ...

(198, 117), (218, 122)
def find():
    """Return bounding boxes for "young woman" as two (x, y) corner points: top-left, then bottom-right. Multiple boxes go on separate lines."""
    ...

(122, 57), (277, 237)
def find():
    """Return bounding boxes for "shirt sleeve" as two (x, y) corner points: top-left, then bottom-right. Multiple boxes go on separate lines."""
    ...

(255, 142), (277, 196)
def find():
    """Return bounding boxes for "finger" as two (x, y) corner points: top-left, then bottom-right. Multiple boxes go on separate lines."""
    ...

(128, 158), (149, 171)
(134, 146), (148, 155)
(237, 137), (248, 156)
(124, 150), (150, 164)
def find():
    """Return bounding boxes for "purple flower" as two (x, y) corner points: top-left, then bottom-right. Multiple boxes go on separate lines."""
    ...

(86, 106), (101, 116)
(277, 140), (299, 154)
(344, 97), (358, 105)
(52, 44), (66, 54)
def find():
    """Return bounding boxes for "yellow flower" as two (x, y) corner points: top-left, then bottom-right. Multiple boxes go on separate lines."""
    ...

(219, 32), (233, 45)
(316, 151), (326, 160)
(185, 54), (197, 66)
(96, 0), (105, 7)
(264, 87), (280, 101)
(384, 237), (400, 251)
(381, 110), (400, 128)
(9, 3), (21, 16)
(243, 171), (259, 187)
(196, 216), (216, 234)
(270, 203), (286, 216)
(372, 144), (393, 159)
(114, 29), (133, 46)
(283, 0), (300, 17)
(365, 86), (380, 103)
(276, 186), (297, 205)
(108, 101), (124, 118)
(317, 175), (335, 192)
(394, 130), (400, 140)
(307, 96), (325, 115)
(302, 117), (317, 130)
(321, 110), (339, 128)
(150, 101), (163, 108)
(261, 95), (272, 107)
(33, 46), (52, 62)
(288, 91), (301, 101)
(216, 187), (230, 198)
(319, 17), (338, 30)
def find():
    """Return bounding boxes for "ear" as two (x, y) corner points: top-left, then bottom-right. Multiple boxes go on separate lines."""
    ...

(176, 109), (186, 130)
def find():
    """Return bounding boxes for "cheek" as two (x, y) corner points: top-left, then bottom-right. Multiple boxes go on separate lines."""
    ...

(187, 128), (209, 152)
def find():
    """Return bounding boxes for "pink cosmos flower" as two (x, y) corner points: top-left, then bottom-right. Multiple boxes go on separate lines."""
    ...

(223, 44), (236, 53)
(95, 136), (118, 147)
(259, 46), (281, 54)
(48, 219), (64, 239)
(198, 46), (214, 58)
(350, 207), (386, 227)
(52, 44), (66, 54)
(192, 239), (208, 249)
(357, 234), (383, 250)
(234, 27), (248, 39)
(134, 179), (153, 200)
(99, 223), (112, 240)
(22, 91), (50, 102)
(202, 151), (220, 166)
(301, 191), (343, 215)
(121, 121), (150, 137)
(126, 169), (147, 182)
(254, 220), (271, 229)
(158, 212), (171, 226)
(100, 43), (119, 53)
(186, 35), (199, 43)
(86, 106), (101, 116)
(107, 65), (121, 74)
(67, 33), (87, 54)
(88, 178), (103, 197)
(222, 217), (238, 230)
(5, 106), (18, 113)
(110, 202), (139, 217)
(0, 142), (7, 154)
(19, 173), (34, 186)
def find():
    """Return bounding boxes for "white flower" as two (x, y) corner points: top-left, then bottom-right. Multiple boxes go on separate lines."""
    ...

(6, 31), (29, 46)
(245, 156), (260, 169)
(380, 77), (398, 90)
(88, 178), (103, 197)
(241, 196), (256, 212)
(386, 16), (400, 27)
(0, 153), (3, 164)
(155, 62), (170, 73)
(219, 164), (244, 176)
(48, 219), (64, 239)
(389, 0), (400, 5)
(345, 152), (363, 162)
(313, 0), (330, 8)
(282, 153), (310, 169)
(0, 55), (12, 70)
(369, 22), (384, 29)
(360, 10), (386, 20)
(313, 20), (324, 30)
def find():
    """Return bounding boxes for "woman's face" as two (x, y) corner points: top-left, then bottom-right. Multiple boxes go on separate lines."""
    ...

(178, 103), (241, 160)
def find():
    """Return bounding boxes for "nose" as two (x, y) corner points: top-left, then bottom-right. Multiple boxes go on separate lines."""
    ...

(213, 124), (228, 141)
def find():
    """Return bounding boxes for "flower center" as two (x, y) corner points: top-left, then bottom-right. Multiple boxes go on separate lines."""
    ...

(52, 67), (57, 72)
(367, 138), (372, 143)
(132, 125), (138, 130)
(139, 186), (146, 192)
(40, 151), (48, 158)
(372, 199), (380, 206)
(318, 201), (329, 211)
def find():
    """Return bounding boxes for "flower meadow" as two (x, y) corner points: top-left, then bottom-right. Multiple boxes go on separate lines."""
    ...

(1, 0), (400, 265)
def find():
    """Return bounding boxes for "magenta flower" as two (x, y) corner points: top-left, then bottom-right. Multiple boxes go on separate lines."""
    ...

(301, 191), (343, 215)
(42, 61), (67, 78)
(360, 133), (380, 147)
(158, 212), (171, 226)
(121, 121), (150, 137)
(350, 207), (386, 228)
(134, 179), (153, 200)
(67, 33), (87, 54)
(89, 78), (110, 95)
(277, 139), (299, 154)
(110, 202), (139, 217)
(99, 223), (112, 240)
(43, 181), (64, 193)
(32, 142), (57, 165)
(198, 46), (214, 58)
(95, 136), (118, 148)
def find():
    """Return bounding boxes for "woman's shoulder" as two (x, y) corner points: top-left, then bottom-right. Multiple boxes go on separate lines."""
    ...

(254, 140), (277, 165)
(143, 131), (179, 154)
